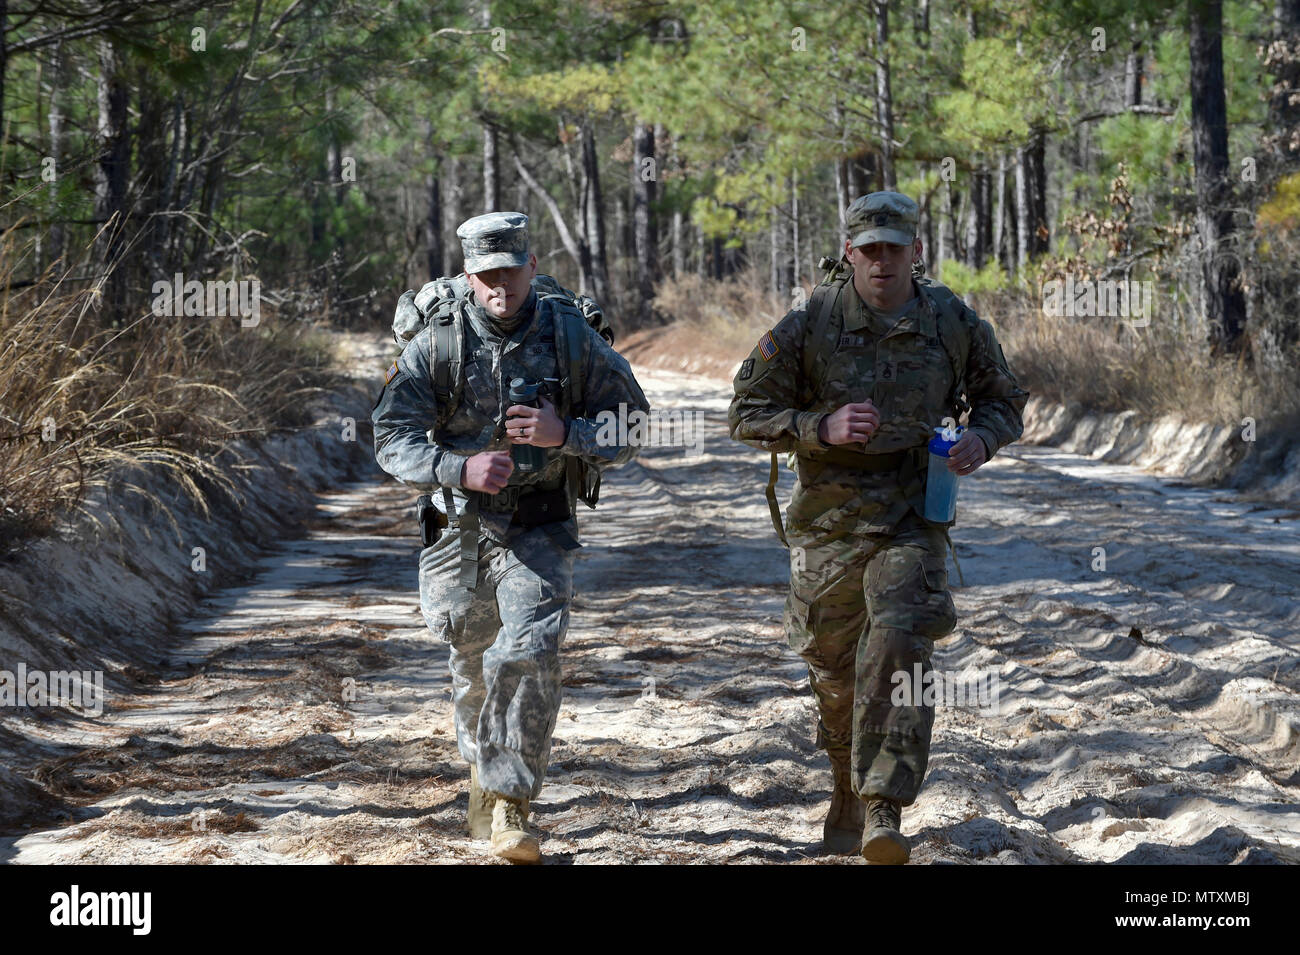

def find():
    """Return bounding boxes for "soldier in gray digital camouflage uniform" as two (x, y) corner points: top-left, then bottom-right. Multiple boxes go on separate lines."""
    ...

(372, 212), (649, 863)
(728, 192), (1028, 864)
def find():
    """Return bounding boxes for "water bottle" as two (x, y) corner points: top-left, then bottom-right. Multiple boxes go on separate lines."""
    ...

(923, 426), (962, 523)
(508, 377), (547, 473)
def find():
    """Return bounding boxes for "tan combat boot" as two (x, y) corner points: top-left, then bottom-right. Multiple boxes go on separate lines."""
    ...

(466, 765), (493, 839)
(861, 797), (910, 864)
(823, 755), (866, 854)
(490, 795), (540, 864)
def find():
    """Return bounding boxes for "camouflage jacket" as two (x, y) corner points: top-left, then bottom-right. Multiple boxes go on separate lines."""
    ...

(372, 290), (650, 541)
(728, 277), (1028, 536)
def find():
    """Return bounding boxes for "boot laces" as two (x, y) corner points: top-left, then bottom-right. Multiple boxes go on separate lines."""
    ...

(498, 799), (527, 831)
(868, 799), (900, 831)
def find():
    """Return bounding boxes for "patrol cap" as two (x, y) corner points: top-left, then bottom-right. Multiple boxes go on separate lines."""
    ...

(846, 191), (919, 248)
(457, 211), (530, 273)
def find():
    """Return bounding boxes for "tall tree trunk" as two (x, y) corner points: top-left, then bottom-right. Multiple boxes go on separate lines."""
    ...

(918, 167), (934, 267)
(0, 0), (7, 142)
(875, 0), (897, 189)
(914, 0), (930, 49)
(632, 120), (658, 320)
(835, 158), (849, 237)
(1190, 0), (1246, 353)
(426, 141), (443, 280)
(1029, 131), (1048, 256)
(613, 189), (629, 291)
(790, 171), (800, 287)
(46, 39), (67, 270)
(1014, 145), (1028, 271)
(581, 122), (611, 303)
(326, 89), (343, 189)
(671, 208), (684, 277)
(993, 153), (1007, 270)
(483, 125), (500, 212)
(847, 159), (866, 200)
(1125, 33), (1144, 108)
(965, 164), (991, 268)
(1015, 130), (1049, 263)
(445, 155), (462, 271)
(937, 180), (949, 274)
(478, 1), (498, 213)
(565, 130), (595, 295)
(723, 236), (745, 277)
(769, 212), (780, 294)
(95, 37), (130, 325)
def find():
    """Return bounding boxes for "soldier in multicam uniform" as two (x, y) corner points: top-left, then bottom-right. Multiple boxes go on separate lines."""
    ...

(728, 192), (1028, 864)
(371, 212), (649, 863)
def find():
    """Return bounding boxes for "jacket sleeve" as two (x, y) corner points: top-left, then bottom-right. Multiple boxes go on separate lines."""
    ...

(727, 307), (830, 453)
(558, 324), (651, 470)
(961, 306), (1029, 460)
(371, 327), (468, 489)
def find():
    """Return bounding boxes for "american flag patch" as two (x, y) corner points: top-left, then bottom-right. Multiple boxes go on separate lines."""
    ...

(758, 331), (779, 361)
(384, 361), (400, 384)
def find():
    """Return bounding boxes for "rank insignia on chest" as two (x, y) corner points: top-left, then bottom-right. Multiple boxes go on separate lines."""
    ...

(758, 331), (779, 361)
(878, 360), (896, 382)
(384, 361), (399, 384)
(738, 358), (755, 380)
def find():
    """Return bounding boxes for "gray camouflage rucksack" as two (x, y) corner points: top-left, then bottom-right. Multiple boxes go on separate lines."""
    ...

(391, 273), (614, 508)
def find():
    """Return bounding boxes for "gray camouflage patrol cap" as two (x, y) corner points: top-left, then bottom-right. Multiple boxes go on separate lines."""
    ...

(457, 211), (530, 273)
(846, 191), (919, 247)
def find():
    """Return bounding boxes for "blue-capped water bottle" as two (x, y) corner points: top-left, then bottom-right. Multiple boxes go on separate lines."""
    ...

(923, 425), (963, 523)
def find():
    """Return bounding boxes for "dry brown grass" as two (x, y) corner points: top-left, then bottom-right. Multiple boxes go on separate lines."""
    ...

(972, 288), (1295, 422)
(632, 268), (797, 378)
(0, 228), (342, 553)
(651, 268), (791, 347)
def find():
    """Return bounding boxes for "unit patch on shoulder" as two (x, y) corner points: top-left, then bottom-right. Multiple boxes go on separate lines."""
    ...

(758, 331), (779, 361)
(385, 361), (400, 384)
(738, 358), (755, 380)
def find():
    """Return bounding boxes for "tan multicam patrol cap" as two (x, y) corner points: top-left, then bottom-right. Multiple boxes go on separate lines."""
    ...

(457, 211), (530, 273)
(846, 192), (919, 247)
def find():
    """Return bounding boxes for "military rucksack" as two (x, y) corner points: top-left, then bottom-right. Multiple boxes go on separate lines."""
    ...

(391, 273), (614, 508)
(763, 258), (975, 545)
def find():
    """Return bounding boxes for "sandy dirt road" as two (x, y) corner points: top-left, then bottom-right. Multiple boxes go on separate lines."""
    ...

(3, 367), (1298, 864)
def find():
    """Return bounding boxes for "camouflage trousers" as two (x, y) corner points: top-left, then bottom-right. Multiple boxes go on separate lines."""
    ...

(785, 510), (956, 806)
(418, 521), (575, 802)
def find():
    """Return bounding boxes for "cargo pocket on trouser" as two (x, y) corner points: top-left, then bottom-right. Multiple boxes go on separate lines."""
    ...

(855, 542), (955, 803)
(785, 565), (861, 756)
(858, 545), (955, 737)
(417, 532), (468, 642)
(917, 553), (957, 639)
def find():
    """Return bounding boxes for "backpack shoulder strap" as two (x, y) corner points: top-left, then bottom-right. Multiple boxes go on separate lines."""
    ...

(543, 295), (588, 417)
(545, 297), (601, 508)
(431, 304), (465, 429)
(800, 272), (849, 397)
(917, 277), (972, 418)
(767, 272), (849, 547)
